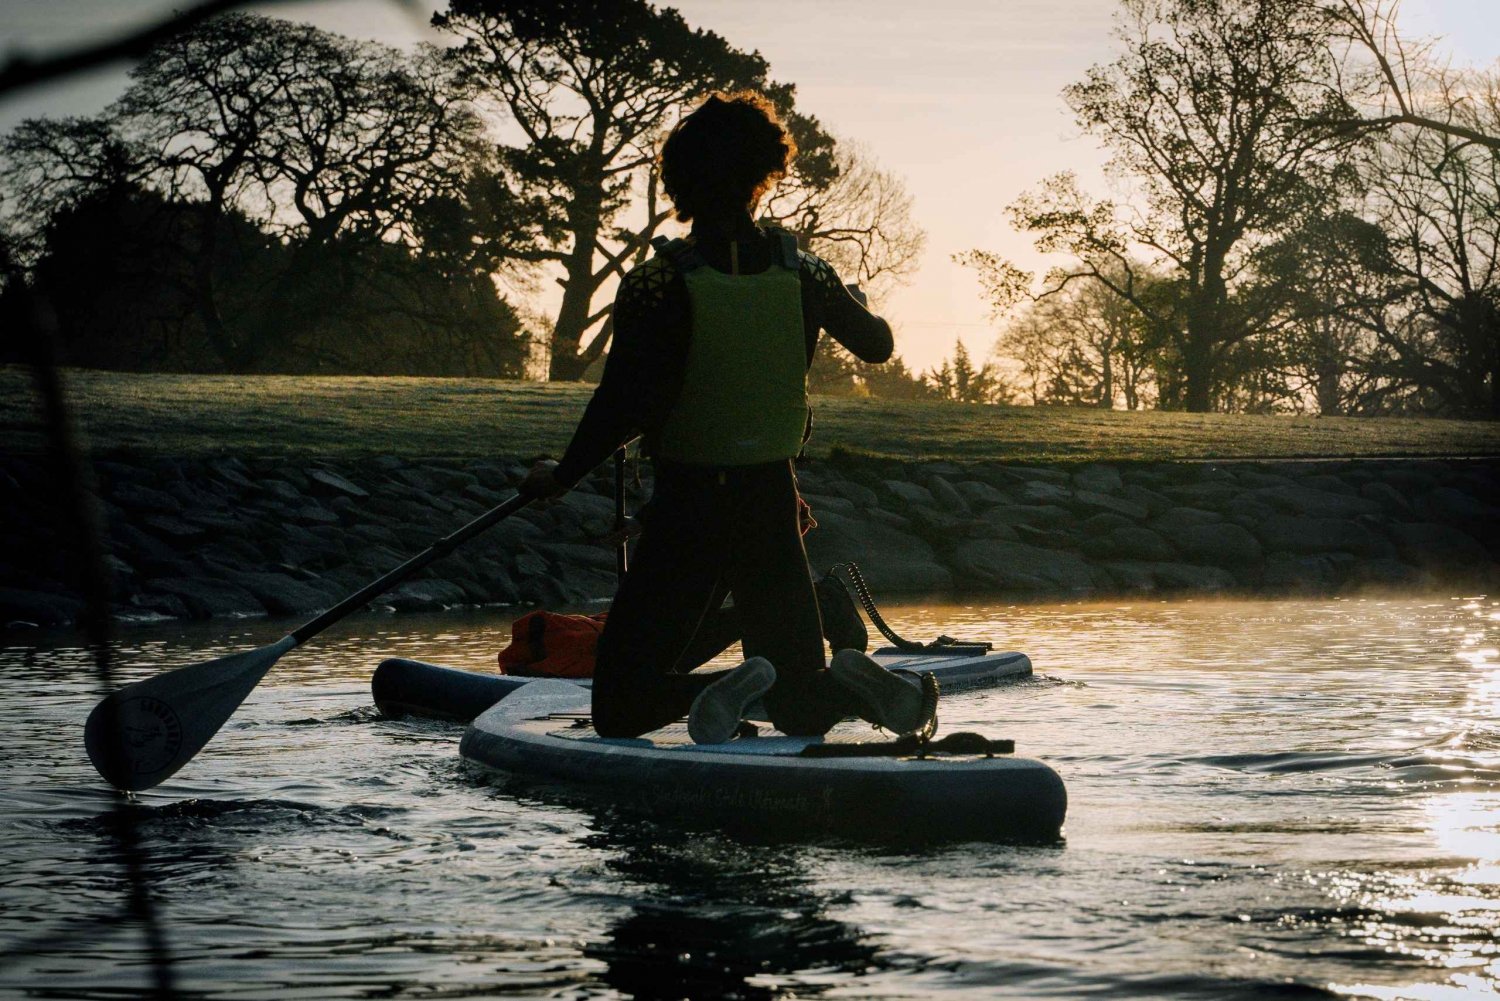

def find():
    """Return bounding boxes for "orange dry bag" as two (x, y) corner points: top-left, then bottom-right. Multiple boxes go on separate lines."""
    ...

(496, 610), (608, 678)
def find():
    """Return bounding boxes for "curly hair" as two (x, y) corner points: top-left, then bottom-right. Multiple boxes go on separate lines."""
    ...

(659, 91), (796, 224)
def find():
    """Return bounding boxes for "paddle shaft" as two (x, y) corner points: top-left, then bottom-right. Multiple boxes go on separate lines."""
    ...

(613, 446), (628, 580)
(290, 493), (532, 646)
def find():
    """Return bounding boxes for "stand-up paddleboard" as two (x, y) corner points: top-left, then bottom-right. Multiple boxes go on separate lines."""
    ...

(374, 647), (1032, 723)
(460, 680), (1066, 842)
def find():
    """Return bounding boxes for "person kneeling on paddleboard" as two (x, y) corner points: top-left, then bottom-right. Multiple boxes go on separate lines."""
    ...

(518, 91), (935, 744)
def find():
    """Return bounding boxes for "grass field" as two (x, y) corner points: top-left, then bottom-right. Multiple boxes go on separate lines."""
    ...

(5, 368), (1499, 463)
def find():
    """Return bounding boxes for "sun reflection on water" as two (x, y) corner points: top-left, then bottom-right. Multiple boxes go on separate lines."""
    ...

(10, 592), (1500, 999)
(1331, 597), (1500, 1001)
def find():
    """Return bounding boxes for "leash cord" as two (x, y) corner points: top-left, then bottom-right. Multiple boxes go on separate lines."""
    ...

(827, 562), (992, 654)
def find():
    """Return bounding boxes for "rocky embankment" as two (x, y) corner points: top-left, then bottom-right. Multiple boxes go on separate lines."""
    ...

(2, 453), (1497, 629)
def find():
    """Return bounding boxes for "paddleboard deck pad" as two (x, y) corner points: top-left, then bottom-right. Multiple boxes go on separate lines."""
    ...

(460, 680), (1066, 842)
(374, 648), (1032, 723)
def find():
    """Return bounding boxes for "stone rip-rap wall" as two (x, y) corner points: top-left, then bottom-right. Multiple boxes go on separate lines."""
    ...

(1, 454), (1496, 629)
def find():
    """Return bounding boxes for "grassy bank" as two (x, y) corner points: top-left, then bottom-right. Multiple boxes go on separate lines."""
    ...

(4, 368), (1500, 463)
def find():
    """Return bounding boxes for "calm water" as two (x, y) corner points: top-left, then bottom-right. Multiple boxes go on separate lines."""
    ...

(2, 595), (1498, 1000)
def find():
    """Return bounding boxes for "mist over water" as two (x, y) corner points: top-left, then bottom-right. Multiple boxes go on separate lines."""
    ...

(2, 594), (1497, 999)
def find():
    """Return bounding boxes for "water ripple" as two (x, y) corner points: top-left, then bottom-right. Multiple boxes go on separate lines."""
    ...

(3, 595), (1499, 998)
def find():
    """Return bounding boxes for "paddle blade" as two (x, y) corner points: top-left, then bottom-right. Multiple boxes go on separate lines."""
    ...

(84, 635), (296, 791)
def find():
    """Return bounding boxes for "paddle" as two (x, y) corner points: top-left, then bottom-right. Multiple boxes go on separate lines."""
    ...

(612, 446), (628, 579)
(84, 492), (534, 791)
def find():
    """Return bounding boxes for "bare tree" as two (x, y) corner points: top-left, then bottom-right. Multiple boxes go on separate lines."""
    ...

(0, 117), (144, 260)
(766, 139), (927, 400)
(963, 0), (1360, 411)
(992, 271), (1158, 409)
(1310, 0), (1500, 415)
(1055, 272), (1154, 408)
(1360, 118), (1500, 415)
(1251, 208), (1404, 414)
(1319, 0), (1500, 152)
(762, 140), (926, 298)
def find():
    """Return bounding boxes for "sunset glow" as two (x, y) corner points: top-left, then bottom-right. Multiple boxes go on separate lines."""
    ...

(3, 0), (1495, 371)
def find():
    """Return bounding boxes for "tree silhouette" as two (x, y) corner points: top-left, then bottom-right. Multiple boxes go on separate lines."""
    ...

(434, 0), (920, 382)
(807, 339), (931, 399)
(1253, 209), (1403, 414)
(435, 0), (792, 380)
(117, 14), (491, 367)
(997, 268), (1160, 409)
(29, 184), (266, 369)
(0, 116), (141, 257)
(1320, 0), (1500, 153)
(2, 14), (528, 375)
(967, 0), (1361, 411)
(926, 340), (1011, 404)
(1361, 119), (1500, 416)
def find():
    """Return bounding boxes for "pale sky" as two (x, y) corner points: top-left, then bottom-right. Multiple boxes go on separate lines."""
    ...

(2, 0), (1496, 371)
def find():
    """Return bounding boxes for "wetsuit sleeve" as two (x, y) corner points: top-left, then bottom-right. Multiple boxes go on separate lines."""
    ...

(552, 261), (690, 487)
(801, 255), (894, 363)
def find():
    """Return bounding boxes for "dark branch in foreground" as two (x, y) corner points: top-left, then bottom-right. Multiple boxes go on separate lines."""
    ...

(0, 0), (423, 97)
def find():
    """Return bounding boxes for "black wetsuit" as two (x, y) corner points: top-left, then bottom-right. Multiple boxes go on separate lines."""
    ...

(553, 220), (893, 738)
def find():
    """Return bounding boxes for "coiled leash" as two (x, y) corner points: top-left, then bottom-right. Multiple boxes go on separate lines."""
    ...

(826, 562), (993, 655)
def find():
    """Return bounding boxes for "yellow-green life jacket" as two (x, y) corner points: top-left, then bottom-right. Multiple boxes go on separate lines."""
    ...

(653, 230), (809, 466)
